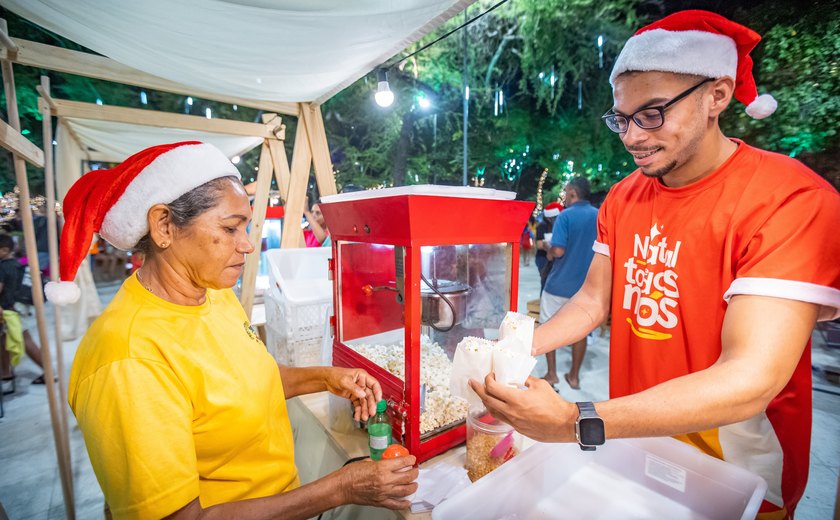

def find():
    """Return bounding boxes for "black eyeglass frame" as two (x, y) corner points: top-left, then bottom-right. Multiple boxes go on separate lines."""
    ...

(601, 78), (714, 133)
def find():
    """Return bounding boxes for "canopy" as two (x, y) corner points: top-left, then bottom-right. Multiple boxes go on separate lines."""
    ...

(62, 118), (262, 163)
(2, 0), (473, 103)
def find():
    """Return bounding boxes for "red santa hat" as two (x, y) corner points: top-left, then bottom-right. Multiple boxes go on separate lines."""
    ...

(45, 141), (240, 305)
(543, 202), (563, 218)
(609, 10), (777, 119)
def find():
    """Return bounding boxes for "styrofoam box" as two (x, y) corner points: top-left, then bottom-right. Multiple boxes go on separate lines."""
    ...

(432, 437), (767, 520)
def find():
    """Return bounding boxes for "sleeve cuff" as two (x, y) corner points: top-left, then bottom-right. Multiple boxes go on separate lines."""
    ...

(592, 241), (610, 258)
(724, 277), (840, 321)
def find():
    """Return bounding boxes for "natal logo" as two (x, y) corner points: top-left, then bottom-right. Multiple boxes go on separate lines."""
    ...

(622, 224), (681, 340)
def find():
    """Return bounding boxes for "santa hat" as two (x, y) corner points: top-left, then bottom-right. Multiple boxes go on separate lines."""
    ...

(544, 202), (563, 218)
(609, 10), (777, 119)
(45, 141), (240, 305)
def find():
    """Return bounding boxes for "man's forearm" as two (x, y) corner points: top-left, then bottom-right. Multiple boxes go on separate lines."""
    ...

(596, 358), (775, 440)
(278, 365), (329, 398)
(533, 254), (611, 355)
(533, 298), (600, 355)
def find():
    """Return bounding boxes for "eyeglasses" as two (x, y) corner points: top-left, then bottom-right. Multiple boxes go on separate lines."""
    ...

(602, 78), (714, 133)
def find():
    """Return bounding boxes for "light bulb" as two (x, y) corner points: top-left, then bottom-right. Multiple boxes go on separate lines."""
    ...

(232, 155), (241, 164)
(374, 69), (394, 107)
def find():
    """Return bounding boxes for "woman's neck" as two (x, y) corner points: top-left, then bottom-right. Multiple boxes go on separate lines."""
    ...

(138, 257), (207, 306)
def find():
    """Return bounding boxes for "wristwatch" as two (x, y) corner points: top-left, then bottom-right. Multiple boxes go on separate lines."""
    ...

(575, 402), (605, 451)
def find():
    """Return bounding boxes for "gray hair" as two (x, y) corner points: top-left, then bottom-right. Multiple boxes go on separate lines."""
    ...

(134, 175), (242, 256)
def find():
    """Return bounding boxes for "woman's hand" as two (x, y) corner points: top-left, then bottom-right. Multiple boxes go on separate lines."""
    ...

(324, 367), (382, 421)
(338, 457), (418, 510)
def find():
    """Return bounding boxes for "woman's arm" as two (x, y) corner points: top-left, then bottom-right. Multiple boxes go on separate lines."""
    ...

(303, 207), (328, 243)
(167, 457), (418, 520)
(278, 365), (382, 421)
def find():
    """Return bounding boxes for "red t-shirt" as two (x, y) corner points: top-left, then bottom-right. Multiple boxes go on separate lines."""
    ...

(595, 140), (840, 518)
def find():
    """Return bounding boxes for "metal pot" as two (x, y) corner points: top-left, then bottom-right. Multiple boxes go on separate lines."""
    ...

(420, 279), (470, 330)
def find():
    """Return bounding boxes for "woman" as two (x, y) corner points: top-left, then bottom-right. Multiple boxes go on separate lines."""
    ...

(50, 142), (417, 519)
(303, 202), (330, 247)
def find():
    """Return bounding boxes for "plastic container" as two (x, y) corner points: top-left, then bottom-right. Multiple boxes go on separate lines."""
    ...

(433, 437), (768, 520)
(465, 409), (521, 482)
(263, 248), (332, 366)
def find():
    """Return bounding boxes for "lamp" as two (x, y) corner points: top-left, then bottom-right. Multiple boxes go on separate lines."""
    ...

(374, 69), (395, 107)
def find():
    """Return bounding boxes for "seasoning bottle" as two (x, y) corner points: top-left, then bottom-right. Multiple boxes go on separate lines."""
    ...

(367, 399), (391, 460)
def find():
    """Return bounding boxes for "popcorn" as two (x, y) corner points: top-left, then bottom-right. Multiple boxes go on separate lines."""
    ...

(349, 336), (468, 434)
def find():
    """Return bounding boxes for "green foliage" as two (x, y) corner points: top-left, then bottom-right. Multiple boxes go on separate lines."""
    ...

(721, 5), (839, 163)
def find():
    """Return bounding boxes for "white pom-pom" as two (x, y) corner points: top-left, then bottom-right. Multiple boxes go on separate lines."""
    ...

(45, 281), (81, 305)
(745, 94), (777, 119)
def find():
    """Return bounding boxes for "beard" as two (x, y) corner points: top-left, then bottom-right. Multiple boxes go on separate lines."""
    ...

(641, 160), (677, 178)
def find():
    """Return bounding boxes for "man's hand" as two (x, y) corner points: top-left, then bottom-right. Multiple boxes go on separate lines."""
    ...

(469, 374), (578, 443)
(324, 367), (382, 422)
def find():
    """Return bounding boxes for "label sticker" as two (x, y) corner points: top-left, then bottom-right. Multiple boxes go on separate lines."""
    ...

(370, 435), (389, 449)
(645, 454), (687, 492)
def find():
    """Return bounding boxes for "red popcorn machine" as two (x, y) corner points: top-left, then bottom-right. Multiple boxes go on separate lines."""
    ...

(319, 186), (533, 463)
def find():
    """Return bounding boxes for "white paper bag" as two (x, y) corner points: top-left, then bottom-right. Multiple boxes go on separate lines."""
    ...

(498, 311), (535, 357)
(492, 346), (537, 387)
(450, 336), (494, 410)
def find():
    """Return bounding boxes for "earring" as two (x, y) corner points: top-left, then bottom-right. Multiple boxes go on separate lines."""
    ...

(160, 242), (168, 248)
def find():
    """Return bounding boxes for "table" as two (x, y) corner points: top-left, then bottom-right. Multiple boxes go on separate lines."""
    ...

(288, 392), (467, 520)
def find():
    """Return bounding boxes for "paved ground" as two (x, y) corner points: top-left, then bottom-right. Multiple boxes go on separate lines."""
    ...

(0, 263), (837, 519)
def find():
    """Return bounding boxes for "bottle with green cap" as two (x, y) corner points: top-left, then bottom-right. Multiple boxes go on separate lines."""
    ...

(367, 399), (392, 460)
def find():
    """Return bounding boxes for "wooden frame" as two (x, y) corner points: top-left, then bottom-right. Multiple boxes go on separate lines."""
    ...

(0, 23), (76, 520)
(0, 19), (341, 517)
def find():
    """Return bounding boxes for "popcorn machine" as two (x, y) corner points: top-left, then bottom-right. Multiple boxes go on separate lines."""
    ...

(319, 187), (533, 463)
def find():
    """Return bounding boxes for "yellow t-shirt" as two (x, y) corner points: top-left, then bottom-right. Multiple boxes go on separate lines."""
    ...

(69, 273), (300, 519)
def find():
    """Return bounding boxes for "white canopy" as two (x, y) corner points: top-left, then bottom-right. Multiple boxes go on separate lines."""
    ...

(3, 0), (473, 103)
(63, 117), (262, 163)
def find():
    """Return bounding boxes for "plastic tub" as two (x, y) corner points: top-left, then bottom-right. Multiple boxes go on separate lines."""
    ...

(433, 437), (767, 520)
(465, 409), (521, 482)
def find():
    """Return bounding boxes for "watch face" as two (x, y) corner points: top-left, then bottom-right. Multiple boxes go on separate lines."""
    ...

(579, 417), (605, 446)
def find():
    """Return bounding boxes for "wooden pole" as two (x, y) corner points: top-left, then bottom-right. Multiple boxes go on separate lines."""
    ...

(40, 75), (72, 476)
(0, 35), (75, 520)
(239, 142), (274, 318)
(280, 104), (313, 249)
(261, 114), (291, 203)
(300, 104), (337, 197)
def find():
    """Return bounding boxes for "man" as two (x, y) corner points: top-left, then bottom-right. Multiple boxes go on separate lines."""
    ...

(539, 179), (597, 390)
(471, 10), (840, 518)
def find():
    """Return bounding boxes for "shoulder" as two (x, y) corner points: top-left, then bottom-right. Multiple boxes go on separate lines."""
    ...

(603, 170), (649, 204)
(737, 144), (835, 195)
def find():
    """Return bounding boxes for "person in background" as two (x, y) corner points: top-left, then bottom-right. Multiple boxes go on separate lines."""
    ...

(539, 178), (598, 390)
(51, 142), (417, 519)
(471, 11), (840, 518)
(520, 217), (535, 266)
(303, 202), (330, 248)
(535, 202), (563, 292)
(0, 233), (46, 388)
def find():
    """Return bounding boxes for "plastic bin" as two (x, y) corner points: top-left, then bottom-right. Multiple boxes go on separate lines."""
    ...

(263, 248), (332, 367)
(432, 437), (767, 520)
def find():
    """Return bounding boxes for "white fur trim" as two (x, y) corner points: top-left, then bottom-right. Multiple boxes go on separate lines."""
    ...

(610, 29), (737, 85)
(745, 93), (777, 119)
(544, 208), (561, 218)
(100, 143), (240, 250)
(724, 277), (840, 321)
(592, 240), (610, 257)
(45, 281), (81, 305)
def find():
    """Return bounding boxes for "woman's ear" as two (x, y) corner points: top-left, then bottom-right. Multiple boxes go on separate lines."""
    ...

(147, 204), (173, 249)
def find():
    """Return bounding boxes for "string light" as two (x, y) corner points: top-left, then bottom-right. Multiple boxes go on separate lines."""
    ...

(534, 168), (549, 217)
